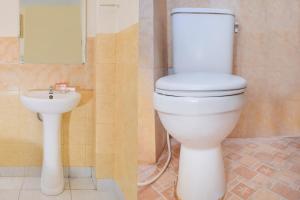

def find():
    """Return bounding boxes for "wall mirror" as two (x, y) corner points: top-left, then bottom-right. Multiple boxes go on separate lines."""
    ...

(19, 0), (86, 64)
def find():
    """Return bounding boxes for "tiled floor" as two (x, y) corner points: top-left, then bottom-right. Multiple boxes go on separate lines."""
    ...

(0, 177), (118, 200)
(138, 137), (300, 200)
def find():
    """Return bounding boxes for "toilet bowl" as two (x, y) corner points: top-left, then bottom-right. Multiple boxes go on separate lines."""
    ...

(154, 72), (246, 200)
(155, 8), (247, 200)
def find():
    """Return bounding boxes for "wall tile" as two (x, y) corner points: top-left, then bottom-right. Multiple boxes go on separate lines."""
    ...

(0, 64), (20, 91)
(18, 107), (43, 145)
(96, 96), (115, 124)
(94, 33), (116, 179)
(63, 144), (86, 167)
(95, 123), (115, 154)
(85, 145), (95, 166)
(95, 63), (116, 96)
(114, 23), (138, 200)
(0, 144), (23, 166)
(116, 25), (139, 64)
(96, 153), (114, 179)
(21, 144), (43, 166)
(0, 38), (19, 64)
(95, 34), (116, 63)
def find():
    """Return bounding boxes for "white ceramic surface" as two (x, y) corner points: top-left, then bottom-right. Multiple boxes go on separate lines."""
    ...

(154, 93), (245, 200)
(172, 8), (235, 74)
(171, 8), (234, 15)
(156, 72), (246, 91)
(20, 90), (81, 114)
(155, 72), (246, 97)
(20, 90), (81, 195)
(154, 8), (246, 200)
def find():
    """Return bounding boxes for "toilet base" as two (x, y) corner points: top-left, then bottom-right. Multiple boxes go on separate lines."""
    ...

(176, 145), (225, 200)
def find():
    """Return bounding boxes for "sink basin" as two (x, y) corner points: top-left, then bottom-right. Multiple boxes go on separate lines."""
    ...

(20, 89), (81, 195)
(21, 90), (81, 114)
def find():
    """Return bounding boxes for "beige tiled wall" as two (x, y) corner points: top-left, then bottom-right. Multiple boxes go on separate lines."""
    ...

(94, 27), (139, 200)
(114, 23), (138, 200)
(138, 0), (168, 164)
(0, 37), (95, 166)
(0, 38), (19, 64)
(95, 33), (116, 179)
(94, 1), (139, 199)
(167, 0), (300, 138)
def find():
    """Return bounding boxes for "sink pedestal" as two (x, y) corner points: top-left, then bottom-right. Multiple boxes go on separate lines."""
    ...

(41, 114), (64, 195)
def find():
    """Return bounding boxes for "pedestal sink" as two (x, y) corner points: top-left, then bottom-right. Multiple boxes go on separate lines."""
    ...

(20, 89), (81, 195)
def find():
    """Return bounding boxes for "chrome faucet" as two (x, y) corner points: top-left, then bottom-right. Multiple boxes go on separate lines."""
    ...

(49, 86), (54, 99)
(49, 86), (54, 94)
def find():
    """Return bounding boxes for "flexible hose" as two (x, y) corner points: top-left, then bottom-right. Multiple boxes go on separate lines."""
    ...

(138, 132), (172, 187)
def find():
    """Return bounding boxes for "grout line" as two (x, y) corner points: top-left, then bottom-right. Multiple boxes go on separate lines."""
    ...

(18, 189), (21, 200)
(152, 185), (168, 200)
(18, 177), (25, 200)
(70, 188), (97, 191)
(231, 193), (242, 200)
(69, 179), (72, 200)
(91, 176), (97, 190)
(68, 178), (72, 191)
(20, 177), (25, 191)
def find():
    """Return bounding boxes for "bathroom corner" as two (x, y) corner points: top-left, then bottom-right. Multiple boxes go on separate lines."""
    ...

(138, 0), (169, 164)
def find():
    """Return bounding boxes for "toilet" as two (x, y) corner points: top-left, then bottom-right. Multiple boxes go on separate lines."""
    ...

(154, 8), (247, 200)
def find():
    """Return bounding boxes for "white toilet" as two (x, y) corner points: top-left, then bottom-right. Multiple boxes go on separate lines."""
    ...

(154, 8), (247, 200)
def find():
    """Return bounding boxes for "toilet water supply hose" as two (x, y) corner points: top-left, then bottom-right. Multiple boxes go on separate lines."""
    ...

(137, 132), (172, 187)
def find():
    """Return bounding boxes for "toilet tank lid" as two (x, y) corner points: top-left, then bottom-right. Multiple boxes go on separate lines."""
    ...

(171, 8), (234, 16)
(156, 72), (247, 92)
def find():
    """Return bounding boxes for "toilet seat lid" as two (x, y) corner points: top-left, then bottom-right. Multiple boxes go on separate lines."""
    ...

(155, 72), (246, 97)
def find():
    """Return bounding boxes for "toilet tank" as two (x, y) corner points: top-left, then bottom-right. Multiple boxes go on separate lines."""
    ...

(172, 8), (235, 74)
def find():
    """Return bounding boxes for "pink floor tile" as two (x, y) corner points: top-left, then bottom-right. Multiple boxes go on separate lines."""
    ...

(226, 153), (242, 161)
(272, 183), (300, 200)
(231, 183), (255, 199)
(271, 143), (288, 150)
(234, 166), (257, 180)
(256, 165), (276, 177)
(138, 186), (164, 200)
(138, 137), (300, 200)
